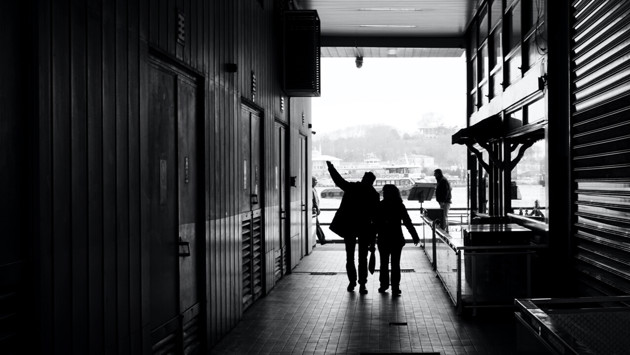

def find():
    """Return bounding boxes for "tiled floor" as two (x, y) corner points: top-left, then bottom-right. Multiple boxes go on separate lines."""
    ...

(210, 244), (519, 354)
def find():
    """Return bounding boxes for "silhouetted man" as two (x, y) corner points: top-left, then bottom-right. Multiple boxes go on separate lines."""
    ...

(434, 169), (452, 232)
(326, 161), (379, 294)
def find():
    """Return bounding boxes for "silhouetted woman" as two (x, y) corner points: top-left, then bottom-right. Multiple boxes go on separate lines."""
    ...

(375, 184), (420, 296)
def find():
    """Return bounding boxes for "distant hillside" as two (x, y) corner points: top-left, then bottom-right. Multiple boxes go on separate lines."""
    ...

(313, 123), (467, 171)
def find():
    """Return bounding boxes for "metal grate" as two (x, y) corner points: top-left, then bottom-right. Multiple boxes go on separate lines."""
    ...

(375, 269), (416, 273)
(242, 213), (263, 309)
(389, 322), (408, 326)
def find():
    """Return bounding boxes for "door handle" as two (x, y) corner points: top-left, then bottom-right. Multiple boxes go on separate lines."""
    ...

(280, 210), (286, 219)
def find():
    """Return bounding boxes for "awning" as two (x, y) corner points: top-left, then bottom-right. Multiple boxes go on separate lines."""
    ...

(453, 115), (547, 173)
(452, 114), (523, 145)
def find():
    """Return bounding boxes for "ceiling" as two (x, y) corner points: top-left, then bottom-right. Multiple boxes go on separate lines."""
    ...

(293, 0), (477, 58)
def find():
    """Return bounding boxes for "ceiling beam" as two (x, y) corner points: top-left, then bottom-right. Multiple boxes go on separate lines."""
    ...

(321, 36), (465, 48)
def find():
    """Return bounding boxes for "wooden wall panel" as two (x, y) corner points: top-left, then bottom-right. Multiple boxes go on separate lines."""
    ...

(32, 0), (147, 353)
(18, 0), (314, 353)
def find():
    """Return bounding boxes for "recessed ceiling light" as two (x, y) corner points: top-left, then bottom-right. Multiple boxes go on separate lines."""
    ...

(359, 8), (423, 11)
(358, 24), (417, 28)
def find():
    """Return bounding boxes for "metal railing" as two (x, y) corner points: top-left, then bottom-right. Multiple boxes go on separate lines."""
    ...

(419, 214), (548, 315)
(317, 207), (470, 243)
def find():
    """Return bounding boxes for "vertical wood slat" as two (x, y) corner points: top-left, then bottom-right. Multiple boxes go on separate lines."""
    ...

(115, 0), (131, 352)
(70, 0), (89, 353)
(35, 0), (54, 352)
(102, 0), (118, 352)
(51, 0), (73, 353)
(86, 1), (105, 353)
(126, 0), (142, 353)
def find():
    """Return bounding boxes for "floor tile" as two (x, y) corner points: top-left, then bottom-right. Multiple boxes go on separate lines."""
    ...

(210, 244), (517, 354)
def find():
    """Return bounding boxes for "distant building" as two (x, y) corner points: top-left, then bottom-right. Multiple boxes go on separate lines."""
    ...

(312, 150), (341, 177)
(417, 126), (455, 138)
(404, 154), (435, 169)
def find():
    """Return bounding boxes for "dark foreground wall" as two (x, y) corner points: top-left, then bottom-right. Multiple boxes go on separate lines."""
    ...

(0, 0), (314, 353)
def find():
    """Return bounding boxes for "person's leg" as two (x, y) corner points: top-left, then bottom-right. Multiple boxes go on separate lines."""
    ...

(378, 243), (390, 292)
(344, 237), (357, 291)
(439, 202), (451, 232)
(316, 218), (326, 244)
(391, 245), (403, 295)
(357, 239), (369, 294)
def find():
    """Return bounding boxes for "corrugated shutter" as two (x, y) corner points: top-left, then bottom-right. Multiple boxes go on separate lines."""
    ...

(571, 0), (630, 295)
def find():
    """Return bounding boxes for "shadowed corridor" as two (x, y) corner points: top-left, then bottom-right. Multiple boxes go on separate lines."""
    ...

(210, 244), (517, 354)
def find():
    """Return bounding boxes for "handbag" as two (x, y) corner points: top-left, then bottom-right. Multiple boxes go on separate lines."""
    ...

(368, 248), (376, 274)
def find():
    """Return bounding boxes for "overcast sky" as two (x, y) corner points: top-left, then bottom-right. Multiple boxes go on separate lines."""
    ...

(312, 56), (467, 135)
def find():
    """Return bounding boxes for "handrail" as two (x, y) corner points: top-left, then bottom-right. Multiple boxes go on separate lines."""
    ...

(318, 206), (470, 228)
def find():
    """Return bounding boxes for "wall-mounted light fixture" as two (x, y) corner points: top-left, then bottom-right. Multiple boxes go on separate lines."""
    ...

(355, 56), (363, 68)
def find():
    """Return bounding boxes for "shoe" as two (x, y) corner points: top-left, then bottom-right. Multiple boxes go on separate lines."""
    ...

(359, 285), (368, 294)
(347, 282), (356, 292)
(392, 289), (401, 296)
(378, 286), (388, 293)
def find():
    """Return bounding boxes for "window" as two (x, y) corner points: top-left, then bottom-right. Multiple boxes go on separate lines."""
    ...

(490, 28), (503, 71)
(511, 139), (547, 220)
(479, 6), (489, 42)
(491, 0), (502, 30)
(479, 43), (489, 85)
(526, 99), (545, 124)
(507, 2), (522, 53)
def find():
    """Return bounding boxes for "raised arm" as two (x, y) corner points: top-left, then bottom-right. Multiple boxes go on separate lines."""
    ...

(326, 161), (351, 191)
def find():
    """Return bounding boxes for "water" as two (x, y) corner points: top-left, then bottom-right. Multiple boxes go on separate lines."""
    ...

(318, 185), (545, 210)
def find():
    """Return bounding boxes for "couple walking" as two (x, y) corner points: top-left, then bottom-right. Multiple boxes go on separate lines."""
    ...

(326, 161), (419, 296)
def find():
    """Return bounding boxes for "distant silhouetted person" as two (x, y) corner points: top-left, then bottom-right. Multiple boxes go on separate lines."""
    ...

(312, 176), (326, 245)
(375, 185), (420, 296)
(434, 169), (452, 232)
(327, 161), (379, 294)
(528, 199), (545, 218)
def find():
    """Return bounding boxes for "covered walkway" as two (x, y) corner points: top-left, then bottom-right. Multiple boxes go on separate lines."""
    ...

(210, 244), (517, 354)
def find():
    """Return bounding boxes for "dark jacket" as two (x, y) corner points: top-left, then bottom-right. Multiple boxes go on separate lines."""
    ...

(375, 200), (420, 248)
(328, 165), (379, 240)
(435, 177), (452, 204)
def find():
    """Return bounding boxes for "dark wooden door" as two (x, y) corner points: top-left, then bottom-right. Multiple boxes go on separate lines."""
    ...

(300, 135), (310, 255)
(240, 105), (263, 309)
(148, 59), (201, 354)
(275, 122), (288, 281)
(176, 75), (202, 353)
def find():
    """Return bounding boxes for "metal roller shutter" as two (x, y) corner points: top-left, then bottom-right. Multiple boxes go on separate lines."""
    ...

(571, 0), (630, 295)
